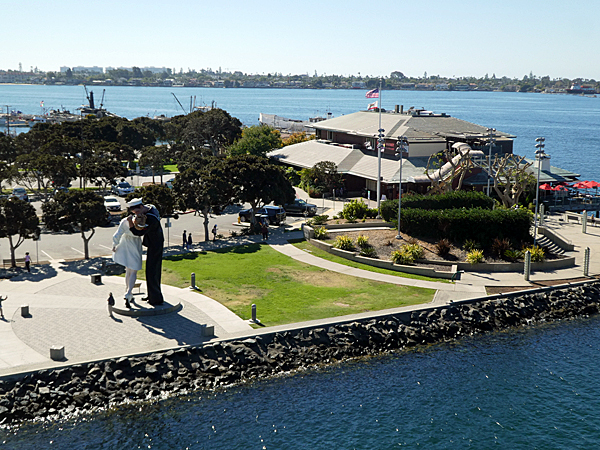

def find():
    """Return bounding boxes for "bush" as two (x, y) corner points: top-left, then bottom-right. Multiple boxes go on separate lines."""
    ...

(340, 199), (369, 221)
(366, 208), (378, 219)
(359, 246), (377, 258)
(524, 245), (545, 262)
(333, 235), (355, 251)
(466, 249), (484, 264)
(306, 214), (329, 226)
(356, 234), (369, 248)
(435, 238), (452, 257)
(463, 239), (480, 252)
(313, 226), (329, 240)
(402, 243), (424, 260)
(504, 249), (522, 262)
(391, 249), (413, 265)
(491, 238), (512, 259)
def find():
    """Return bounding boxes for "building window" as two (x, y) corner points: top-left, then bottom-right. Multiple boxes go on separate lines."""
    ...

(327, 131), (333, 141)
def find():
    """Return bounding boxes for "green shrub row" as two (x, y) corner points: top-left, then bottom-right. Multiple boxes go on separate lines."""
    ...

(397, 207), (532, 244)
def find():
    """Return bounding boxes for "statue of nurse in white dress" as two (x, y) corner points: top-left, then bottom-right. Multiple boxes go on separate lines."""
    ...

(112, 214), (145, 308)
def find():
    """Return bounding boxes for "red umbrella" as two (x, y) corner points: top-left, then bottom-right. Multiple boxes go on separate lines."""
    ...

(572, 181), (589, 189)
(584, 180), (600, 188)
(555, 185), (569, 191)
(539, 183), (555, 191)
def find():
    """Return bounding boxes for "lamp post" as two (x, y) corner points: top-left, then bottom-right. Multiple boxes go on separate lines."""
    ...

(486, 128), (496, 196)
(396, 136), (408, 239)
(376, 127), (385, 217)
(534, 137), (546, 246)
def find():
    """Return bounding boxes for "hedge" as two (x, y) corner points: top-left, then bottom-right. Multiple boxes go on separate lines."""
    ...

(396, 207), (532, 244)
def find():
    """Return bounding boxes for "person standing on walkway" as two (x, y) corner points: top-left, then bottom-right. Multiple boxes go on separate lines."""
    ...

(24, 253), (31, 272)
(187, 232), (193, 250)
(112, 213), (144, 308)
(261, 222), (269, 240)
(107, 292), (115, 318)
(0, 295), (6, 319)
(212, 224), (218, 242)
(183, 230), (187, 250)
(127, 198), (165, 306)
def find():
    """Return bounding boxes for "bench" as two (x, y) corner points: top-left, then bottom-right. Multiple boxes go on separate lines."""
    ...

(133, 282), (142, 294)
(3, 258), (26, 269)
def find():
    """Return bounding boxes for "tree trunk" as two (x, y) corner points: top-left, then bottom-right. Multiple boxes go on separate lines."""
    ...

(202, 207), (210, 241)
(8, 235), (16, 268)
(81, 228), (95, 260)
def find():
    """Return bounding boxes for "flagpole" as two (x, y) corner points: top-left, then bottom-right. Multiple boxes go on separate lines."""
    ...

(376, 78), (383, 217)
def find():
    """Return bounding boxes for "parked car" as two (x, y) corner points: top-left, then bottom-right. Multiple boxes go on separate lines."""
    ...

(111, 181), (135, 196)
(283, 198), (317, 216)
(103, 196), (122, 212)
(53, 186), (70, 197)
(165, 178), (175, 189)
(10, 187), (29, 202)
(238, 205), (286, 225)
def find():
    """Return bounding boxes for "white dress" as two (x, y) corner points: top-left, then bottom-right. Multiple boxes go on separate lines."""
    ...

(112, 217), (143, 271)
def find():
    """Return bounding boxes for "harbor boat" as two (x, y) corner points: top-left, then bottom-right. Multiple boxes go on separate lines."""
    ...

(566, 84), (597, 95)
(77, 86), (119, 118)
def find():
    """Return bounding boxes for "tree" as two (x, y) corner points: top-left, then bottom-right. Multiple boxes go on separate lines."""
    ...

(282, 131), (316, 147)
(174, 161), (232, 240)
(300, 161), (344, 196)
(0, 198), (39, 268)
(224, 155), (294, 224)
(14, 151), (78, 199)
(490, 154), (535, 207)
(42, 191), (107, 259)
(228, 125), (282, 157)
(79, 151), (128, 193)
(126, 184), (182, 219)
(139, 145), (169, 183)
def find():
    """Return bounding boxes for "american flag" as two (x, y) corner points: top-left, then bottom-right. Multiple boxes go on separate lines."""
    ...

(365, 88), (379, 98)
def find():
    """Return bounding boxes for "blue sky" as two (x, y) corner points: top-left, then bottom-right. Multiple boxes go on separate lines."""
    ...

(3, 0), (598, 79)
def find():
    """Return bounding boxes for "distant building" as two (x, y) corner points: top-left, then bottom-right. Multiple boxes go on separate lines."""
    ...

(0, 70), (36, 83)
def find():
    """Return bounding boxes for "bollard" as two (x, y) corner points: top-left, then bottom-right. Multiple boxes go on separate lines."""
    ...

(21, 305), (29, 317)
(584, 247), (591, 277)
(524, 250), (531, 281)
(190, 272), (196, 290)
(540, 204), (545, 226)
(50, 346), (65, 361)
(252, 303), (257, 322)
(583, 210), (588, 234)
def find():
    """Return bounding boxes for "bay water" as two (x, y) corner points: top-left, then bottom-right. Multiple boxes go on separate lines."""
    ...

(1, 86), (599, 448)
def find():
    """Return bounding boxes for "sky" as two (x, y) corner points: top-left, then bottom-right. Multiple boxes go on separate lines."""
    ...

(3, 0), (599, 80)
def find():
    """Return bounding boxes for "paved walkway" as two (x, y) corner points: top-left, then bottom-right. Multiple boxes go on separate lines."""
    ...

(0, 214), (598, 377)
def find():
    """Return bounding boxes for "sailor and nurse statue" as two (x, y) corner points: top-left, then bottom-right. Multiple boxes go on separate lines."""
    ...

(111, 197), (164, 308)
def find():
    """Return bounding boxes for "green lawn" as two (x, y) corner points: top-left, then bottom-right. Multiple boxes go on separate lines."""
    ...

(292, 239), (449, 283)
(140, 243), (435, 327)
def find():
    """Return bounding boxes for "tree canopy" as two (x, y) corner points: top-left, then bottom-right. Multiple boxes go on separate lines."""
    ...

(228, 124), (282, 157)
(0, 198), (40, 267)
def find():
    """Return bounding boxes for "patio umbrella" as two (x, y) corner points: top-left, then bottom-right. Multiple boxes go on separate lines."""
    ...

(584, 180), (600, 189)
(554, 185), (569, 191)
(572, 181), (589, 189)
(539, 183), (555, 191)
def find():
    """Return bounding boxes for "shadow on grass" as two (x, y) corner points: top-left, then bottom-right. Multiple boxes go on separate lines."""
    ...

(165, 243), (263, 262)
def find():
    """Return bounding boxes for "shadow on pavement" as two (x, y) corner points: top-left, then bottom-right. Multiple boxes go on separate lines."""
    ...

(3, 264), (58, 282)
(58, 257), (112, 276)
(136, 310), (211, 346)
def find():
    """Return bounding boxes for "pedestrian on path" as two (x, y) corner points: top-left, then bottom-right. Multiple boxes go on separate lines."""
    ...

(261, 222), (269, 240)
(212, 224), (218, 242)
(24, 253), (31, 272)
(187, 232), (193, 250)
(107, 292), (115, 318)
(0, 295), (6, 319)
(183, 230), (188, 250)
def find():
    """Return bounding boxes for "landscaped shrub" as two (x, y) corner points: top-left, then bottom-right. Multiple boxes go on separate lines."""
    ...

(340, 199), (369, 221)
(391, 249), (413, 265)
(523, 245), (545, 262)
(491, 238), (512, 259)
(463, 239), (480, 252)
(402, 243), (424, 260)
(466, 249), (484, 264)
(359, 246), (377, 258)
(366, 208), (378, 219)
(307, 214), (329, 226)
(313, 226), (329, 240)
(356, 234), (369, 248)
(504, 249), (522, 262)
(333, 235), (355, 251)
(435, 238), (452, 257)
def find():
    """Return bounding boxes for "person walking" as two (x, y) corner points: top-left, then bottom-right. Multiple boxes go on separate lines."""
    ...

(112, 212), (144, 309)
(261, 221), (269, 240)
(212, 224), (218, 242)
(24, 252), (31, 272)
(187, 232), (193, 250)
(127, 198), (165, 306)
(107, 292), (115, 318)
(0, 295), (6, 319)
(183, 230), (188, 250)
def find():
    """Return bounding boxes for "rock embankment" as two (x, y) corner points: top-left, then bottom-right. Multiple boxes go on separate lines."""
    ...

(1, 282), (600, 425)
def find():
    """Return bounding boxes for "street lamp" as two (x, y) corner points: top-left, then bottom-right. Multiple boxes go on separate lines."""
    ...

(395, 136), (408, 239)
(534, 137), (546, 246)
(486, 128), (496, 196)
(376, 127), (385, 217)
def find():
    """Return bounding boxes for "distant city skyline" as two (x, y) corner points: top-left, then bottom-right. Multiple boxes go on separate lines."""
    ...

(3, 0), (599, 80)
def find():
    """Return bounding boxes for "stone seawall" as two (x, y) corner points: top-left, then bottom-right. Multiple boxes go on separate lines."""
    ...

(1, 281), (600, 425)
